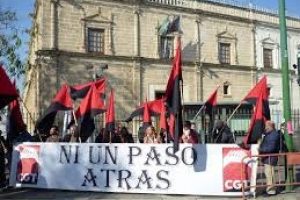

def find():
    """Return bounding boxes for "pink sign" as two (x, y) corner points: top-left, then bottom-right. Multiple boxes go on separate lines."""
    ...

(287, 121), (294, 134)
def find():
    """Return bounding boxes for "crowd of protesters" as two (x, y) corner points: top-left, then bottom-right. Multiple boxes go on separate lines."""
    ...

(0, 116), (288, 196)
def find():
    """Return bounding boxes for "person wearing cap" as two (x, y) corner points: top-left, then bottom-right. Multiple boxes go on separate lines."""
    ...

(181, 121), (198, 144)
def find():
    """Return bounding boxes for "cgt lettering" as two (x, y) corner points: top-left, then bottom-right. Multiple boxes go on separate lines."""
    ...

(224, 180), (248, 190)
(17, 173), (38, 184)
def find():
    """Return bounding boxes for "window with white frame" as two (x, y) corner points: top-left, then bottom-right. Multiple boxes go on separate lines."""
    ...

(263, 48), (273, 69)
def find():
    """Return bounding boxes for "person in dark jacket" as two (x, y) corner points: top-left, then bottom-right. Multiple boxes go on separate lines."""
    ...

(13, 125), (32, 144)
(212, 120), (235, 144)
(95, 128), (105, 143)
(278, 122), (288, 153)
(138, 126), (144, 143)
(259, 120), (280, 196)
(120, 127), (134, 143)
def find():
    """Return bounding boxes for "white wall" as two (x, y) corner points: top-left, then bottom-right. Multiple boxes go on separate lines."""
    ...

(255, 26), (300, 110)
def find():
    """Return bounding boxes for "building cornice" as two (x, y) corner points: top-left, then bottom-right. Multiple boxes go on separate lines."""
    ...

(258, 68), (296, 75)
(36, 49), (257, 72)
(201, 62), (255, 72)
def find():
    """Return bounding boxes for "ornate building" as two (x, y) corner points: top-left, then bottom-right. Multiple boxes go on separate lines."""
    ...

(24, 0), (300, 133)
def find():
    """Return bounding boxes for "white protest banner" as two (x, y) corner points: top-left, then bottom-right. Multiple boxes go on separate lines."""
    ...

(9, 143), (257, 196)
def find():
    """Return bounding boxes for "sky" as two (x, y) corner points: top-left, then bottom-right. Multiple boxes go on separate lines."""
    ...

(1, 0), (300, 74)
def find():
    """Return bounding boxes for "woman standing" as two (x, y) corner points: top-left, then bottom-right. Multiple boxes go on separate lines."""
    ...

(144, 126), (161, 144)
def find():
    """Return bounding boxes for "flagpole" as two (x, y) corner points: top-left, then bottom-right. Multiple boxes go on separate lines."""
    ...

(180, 79), (185, 122)
(192, 105), (205, 122)
(18, 97), (43, 142)
(109, 131), (112, 143)
(225, 102), (244, 144)
(226, 101), (243, 124)
(71, 110), (81, 143)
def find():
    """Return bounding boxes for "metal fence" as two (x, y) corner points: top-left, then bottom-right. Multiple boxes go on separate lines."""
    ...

(18, 108), (300, 146)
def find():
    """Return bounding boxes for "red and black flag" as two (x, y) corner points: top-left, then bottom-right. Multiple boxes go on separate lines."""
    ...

(143, 100), (152, 127)
(76, 84), (106, 141)
(105, 90), (115, 133)
(0, 65), (18, 109)
(70, 78), (106, 100)
(36, 84), (73, 134)
(244, 94), (265, 144)
(164, 37), (183, 151)
(125, 98), (165, 122)
(204, 87), (219, 115)
(243, 76), (270, 144)
(159, 102), (168, 131)
(244, 76), (270, 120)
(6, 81), (26, 143)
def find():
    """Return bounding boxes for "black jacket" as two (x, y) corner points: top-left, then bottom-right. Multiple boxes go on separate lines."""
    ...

(259, 130), (280, 166)
(213, 126), (235, 144)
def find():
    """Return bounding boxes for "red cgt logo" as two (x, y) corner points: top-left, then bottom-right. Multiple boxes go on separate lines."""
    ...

(16, 145), (40, 185)
(222, 147), (251, 192)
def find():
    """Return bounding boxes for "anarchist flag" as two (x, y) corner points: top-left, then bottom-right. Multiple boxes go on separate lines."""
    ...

(164, 37), (183, 151)
(204, 87), (219, 115)
(244, 94), (265, 144)
(244, 76), (270, 120)
(243, 76), (271, 144)
(0, 65), (18, 109)
(125, 98), (165, 122)
(70, 78), (106, 100)
(76, 84), (106, 142)
(143, 101), (152, 127)
(105, 90), (115, 133)
(36, 84), (73, 134)
(159, 102), (168, 131)
(6, 81), (26, 143)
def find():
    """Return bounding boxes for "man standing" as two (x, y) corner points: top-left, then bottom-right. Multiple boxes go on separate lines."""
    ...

(259, 121), (280, 196)
(212, 120), (234, 143)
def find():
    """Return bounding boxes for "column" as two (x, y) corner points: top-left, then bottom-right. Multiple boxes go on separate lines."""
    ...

(50, 0), (58, 49)
(195, 16), (203, 101)
(133, 7), (141, 57)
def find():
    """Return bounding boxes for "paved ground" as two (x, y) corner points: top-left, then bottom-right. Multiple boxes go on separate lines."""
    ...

(0, 188), (300, 200)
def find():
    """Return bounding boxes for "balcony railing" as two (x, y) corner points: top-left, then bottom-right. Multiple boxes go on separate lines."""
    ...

(145, 0), (300, 20)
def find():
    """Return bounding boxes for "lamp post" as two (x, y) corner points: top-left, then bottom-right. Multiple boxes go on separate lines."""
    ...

(279, 0), (294, 191)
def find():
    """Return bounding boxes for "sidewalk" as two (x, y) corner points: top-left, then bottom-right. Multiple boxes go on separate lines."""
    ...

(0, 188), (299, 200)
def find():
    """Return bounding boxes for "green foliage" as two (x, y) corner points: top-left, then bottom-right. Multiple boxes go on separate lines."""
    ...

(0, 7), (25, 78)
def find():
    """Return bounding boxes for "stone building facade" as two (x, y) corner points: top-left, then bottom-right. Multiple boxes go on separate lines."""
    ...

(255, 25), (300, 112)
(24, 0), (300, 133)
